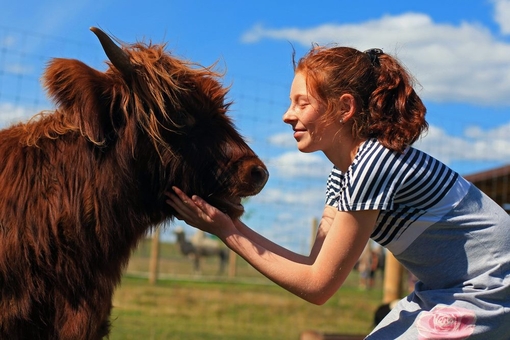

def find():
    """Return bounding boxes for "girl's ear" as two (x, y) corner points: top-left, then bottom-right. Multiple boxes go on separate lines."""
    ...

(338, 93), (356, 122)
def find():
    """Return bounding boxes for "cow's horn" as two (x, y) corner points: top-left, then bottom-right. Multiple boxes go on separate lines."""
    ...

(90, 27), (133, 77)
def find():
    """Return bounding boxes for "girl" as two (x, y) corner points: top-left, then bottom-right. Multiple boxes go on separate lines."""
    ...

(167, 46), (510, 339)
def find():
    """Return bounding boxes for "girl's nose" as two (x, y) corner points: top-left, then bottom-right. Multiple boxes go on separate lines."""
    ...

(282, 107), (293, 124)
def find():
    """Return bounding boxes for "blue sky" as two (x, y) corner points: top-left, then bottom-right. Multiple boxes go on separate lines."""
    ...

(1, 0), (510, 252)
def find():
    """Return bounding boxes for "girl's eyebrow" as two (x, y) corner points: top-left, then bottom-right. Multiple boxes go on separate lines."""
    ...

(290, 93), (309, 101)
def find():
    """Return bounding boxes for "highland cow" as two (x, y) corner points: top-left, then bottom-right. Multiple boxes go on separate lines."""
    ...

(0, 27), (268, 339)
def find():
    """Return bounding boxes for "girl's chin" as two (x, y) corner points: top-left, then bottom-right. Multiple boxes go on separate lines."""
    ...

(296, 144), (315, 153)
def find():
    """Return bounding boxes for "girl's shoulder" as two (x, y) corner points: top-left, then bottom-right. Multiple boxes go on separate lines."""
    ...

(353, 139), (455, 178)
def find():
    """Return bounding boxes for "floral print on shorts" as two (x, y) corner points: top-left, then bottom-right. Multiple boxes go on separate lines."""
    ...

(416, 304), (476, 339)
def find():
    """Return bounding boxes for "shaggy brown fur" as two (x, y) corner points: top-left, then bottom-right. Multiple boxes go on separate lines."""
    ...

(0, 27), (267, 339)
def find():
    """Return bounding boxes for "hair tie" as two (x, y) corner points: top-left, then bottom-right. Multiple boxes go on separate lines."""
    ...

(364, 48), (383, 67)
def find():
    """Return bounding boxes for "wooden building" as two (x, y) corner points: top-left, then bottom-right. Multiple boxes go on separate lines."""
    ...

(463, 164), (510, 211)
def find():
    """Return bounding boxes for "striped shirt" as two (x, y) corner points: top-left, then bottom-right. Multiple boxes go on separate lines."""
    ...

(325, 139), (470, 254)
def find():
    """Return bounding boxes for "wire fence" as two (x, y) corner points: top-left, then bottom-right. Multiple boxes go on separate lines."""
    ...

(1, 25), (509, 256)
(0, 25), (324, 253)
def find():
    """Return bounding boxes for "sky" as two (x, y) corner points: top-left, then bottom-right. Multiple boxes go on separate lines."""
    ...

(1, 0), (510, 252)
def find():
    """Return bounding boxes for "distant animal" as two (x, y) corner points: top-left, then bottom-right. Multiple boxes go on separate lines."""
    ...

(173, 227), (229, 274)
(0, 27), (268, 339)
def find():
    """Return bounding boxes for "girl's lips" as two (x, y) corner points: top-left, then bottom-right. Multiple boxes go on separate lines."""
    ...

(293, 130), (305, 139)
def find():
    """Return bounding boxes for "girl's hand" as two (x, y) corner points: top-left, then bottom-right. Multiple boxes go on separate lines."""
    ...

(165, 186), (234, 237)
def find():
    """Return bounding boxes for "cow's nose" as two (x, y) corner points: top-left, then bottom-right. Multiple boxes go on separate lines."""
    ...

(250, 165), (269, 193)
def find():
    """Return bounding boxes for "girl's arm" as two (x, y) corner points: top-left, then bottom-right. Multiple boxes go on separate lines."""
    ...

(167, 187), (378, 305)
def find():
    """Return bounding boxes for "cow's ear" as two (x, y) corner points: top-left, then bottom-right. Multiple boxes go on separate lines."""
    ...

(43, 58), (112, 144)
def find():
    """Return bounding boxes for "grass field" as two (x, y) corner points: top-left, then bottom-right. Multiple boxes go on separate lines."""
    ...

(108, 238), (386, 340)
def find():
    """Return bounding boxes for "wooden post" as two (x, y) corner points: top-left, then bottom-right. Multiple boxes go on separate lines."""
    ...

(310, 217), (318, 251)
(382, 251), (404, 303)
(148, 225), (161, 285)
(228, 249), (237, 277)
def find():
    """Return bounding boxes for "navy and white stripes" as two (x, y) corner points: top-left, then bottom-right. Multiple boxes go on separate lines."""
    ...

(325, 139), (466, 254)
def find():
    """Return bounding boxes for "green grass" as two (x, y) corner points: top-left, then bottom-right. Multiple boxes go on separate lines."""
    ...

(108, 239), (385, 339)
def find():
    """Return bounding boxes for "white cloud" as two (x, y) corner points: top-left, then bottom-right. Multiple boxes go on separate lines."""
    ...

(494, 0), (510, 34)
(0, 103), (33, 126)
(246, 186), (325, 253)
(267, 151), (331, 179)
(241, 12), (510, 106)
(414, 123), (510, 163)
(6, 63), (33, 76)
(263, 122), (510, 179)
(251, 186), (325, 205)
(255, 121), (510, 251)
(267, 131), (295, 148)
(1, 35), (16, 48)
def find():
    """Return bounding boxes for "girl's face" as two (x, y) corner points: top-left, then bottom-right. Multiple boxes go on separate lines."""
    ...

(283, 72), (338, 154)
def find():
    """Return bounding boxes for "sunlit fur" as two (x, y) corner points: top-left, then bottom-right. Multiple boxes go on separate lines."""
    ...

(0, 33), (266, 339)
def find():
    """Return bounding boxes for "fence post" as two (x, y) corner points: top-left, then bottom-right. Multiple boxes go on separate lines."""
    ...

(149, 225), (161, 285)
(310, 217), (318, 251)
(228, 250), (237, 277)
(382, 251), (404, 303)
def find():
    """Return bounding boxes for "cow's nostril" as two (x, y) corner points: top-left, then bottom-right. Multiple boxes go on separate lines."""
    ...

(251, 165), (269, 189)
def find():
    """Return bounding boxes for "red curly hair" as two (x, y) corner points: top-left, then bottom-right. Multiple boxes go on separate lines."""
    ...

(294, 46), (428, 153)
